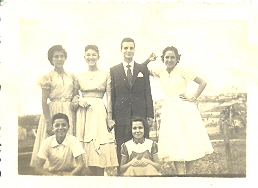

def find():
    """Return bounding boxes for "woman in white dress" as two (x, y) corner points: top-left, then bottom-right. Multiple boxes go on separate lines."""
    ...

(73, 45), (118, 176)
(143, 46), (213, 174)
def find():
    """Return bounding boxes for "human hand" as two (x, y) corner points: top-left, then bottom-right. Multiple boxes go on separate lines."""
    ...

(139, 158), (151, 167)
(179, 94), (196, 103)
(107, 119), (115, 132)
(147, 117), (153, 127)
(78, 100), (91, 108)
(148, 53), (157, 61)
(71, 97), (79, 111)
(130, 158), (140, 167)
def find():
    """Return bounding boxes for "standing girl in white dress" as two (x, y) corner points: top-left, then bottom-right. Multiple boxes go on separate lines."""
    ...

(74, 45), (118, 176)
(143, 46), (213, 175)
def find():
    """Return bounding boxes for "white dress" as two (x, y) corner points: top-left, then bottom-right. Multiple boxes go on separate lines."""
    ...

(75, 70), (118, 168)
(150, 66), (213, 161)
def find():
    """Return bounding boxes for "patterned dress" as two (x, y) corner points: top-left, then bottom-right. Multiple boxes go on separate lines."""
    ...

(30, 70), (76, 167)
(76, 70), (118, 168)
(121, 138), (160, 176)
(150, 66), (213, 161)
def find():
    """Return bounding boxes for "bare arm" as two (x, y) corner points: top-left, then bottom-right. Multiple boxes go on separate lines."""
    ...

(35, 157), (54, 176)
(106, 73), (115, 130)
(69, 155), (84, 176)
(71, 79), (80, 110)
(72, 79), (80, 98)
(138, 154), (161, 171)
(193, 77), (207, 99)
(148, 154), (161, 171)
(120, 155), (142, 173)
(142, 53), (159, 78)
(110, 68), (116, 121)
(142, 53), (157, 66)
(106, 74), (112, 121)
(42, 89), (52, 134)
(180, 76), (207, 102)
(120, 155), (131, 173)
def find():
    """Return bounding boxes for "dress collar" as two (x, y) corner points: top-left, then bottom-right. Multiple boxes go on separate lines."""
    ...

(53, 69), (67, 76)
(133, 138), (145, 144)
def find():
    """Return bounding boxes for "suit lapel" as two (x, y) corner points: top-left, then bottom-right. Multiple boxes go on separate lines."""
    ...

(116, 63), (130, 90)
(131, 62), (140, 88)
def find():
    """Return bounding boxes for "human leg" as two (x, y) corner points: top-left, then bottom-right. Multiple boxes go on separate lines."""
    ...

(88, 166), (97, 175)
(185, 160), (195, 175)
(114, 125), (128, 175)
(174, 161), (186, 175)
(96, 167), (105, 176)
(88, 166), (104, 176)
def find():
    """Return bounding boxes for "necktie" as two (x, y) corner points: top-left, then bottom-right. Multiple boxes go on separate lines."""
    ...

(126, 64), (132, 86)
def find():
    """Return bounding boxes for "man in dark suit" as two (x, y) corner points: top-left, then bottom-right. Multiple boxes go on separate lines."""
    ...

(110, 38), (154, 173)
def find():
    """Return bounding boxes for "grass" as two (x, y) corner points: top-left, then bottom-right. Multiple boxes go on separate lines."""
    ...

(105, 140), (246, 177)
(208, 127), (246, 140)
(19, 126), (246, 177)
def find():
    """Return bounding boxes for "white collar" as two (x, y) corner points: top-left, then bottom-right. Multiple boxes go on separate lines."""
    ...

(122, 60), (134, 74)
(50, 134), (69, 147)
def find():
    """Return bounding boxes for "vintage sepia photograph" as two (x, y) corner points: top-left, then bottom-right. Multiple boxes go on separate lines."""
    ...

(1, 0), (258, 187)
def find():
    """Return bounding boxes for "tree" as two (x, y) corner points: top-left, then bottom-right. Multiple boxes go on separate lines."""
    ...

(18, 115), (40, 129)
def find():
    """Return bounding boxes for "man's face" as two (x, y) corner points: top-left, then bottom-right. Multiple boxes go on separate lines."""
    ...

(121, 42), (135, 61)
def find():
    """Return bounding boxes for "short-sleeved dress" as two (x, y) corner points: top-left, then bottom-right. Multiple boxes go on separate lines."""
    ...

(30, 70), (76, 167)
(75, 70), (118, 168)
(150, 66), (213, 161)
(121, 138), (160, 176)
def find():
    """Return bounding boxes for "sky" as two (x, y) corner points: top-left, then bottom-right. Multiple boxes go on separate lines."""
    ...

(1, 2), (257, 115)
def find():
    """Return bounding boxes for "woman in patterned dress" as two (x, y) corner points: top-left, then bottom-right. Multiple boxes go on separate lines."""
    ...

(30, 45), (77, 167)
(74, 45), (118, 176)
(143, 46), (213, 175)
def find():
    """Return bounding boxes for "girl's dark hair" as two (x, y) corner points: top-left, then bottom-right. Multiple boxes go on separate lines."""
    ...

(161, 46), (181, 63)
(84, 44), (100, 56)
(126, 116), (150, 140)
(47, 45), (67, 65)
(52, 113), (70, 127)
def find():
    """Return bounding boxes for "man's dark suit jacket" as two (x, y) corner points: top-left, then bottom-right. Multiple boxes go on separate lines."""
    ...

(110, 62), (154, 127)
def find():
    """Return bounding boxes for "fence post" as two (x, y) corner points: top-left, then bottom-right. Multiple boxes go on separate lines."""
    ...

(222, 120), (232, 173)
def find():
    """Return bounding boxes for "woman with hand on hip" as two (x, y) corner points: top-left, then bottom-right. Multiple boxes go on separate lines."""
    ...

(74, 45), (118, 176)
(30, 45), (77, 167)
(143, 46), (213, 175)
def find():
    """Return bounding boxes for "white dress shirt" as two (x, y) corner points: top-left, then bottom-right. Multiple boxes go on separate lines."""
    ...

(122, 60), (134, 76)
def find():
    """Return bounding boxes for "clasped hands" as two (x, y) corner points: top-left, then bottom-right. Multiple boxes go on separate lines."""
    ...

(78, 100), (91, 108)
(129, 158), (151, 167)
(72, 97), (91, 108)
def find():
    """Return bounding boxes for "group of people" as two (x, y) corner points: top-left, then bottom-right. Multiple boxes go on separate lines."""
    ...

(29, 37), (214, 176)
